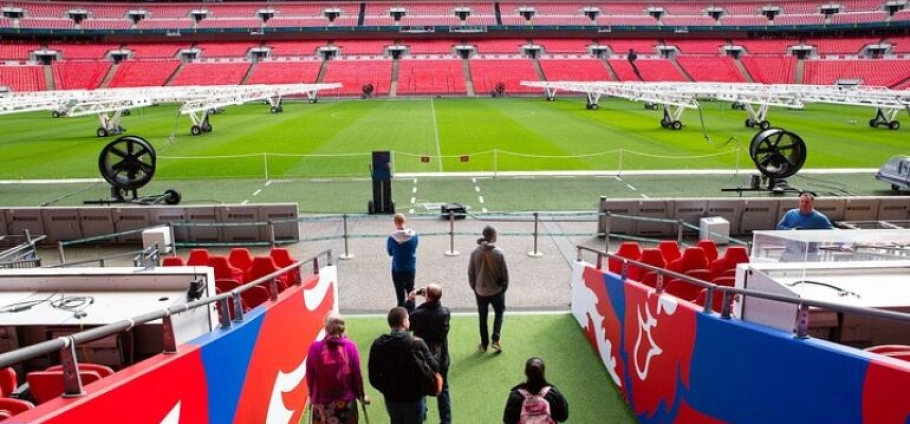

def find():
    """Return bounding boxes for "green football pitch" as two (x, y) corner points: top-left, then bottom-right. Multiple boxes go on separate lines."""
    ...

(0, 97), (904, 180)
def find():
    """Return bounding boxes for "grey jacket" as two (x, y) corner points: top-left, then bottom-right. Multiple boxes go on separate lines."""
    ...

(468, 242), (509, 297)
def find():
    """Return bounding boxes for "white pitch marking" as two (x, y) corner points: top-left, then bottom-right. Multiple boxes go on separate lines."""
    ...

(253, 189), (262, 196)
(472, 177), (477, 184)
(474, 186), (480, 192)
(626, 184), (636, 191)
(614, 176), (623, 182)
(241, 200), (249, 205)
(412, 187), (417, 194)
(409, 209), (415, 214)
(265, 180), (273, 187)
(430, 99), (442, 172)
(410, 197), (416, 204)
(482, 208), (488, 213)
(413, 178), (418, 184)
(641, 193), (650, 199)
(478, 196), (485, 204)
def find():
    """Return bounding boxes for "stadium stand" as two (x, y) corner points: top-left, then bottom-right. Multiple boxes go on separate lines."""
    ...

(321, 59), (393, 96)
(397, 59), (467, 95)
(47, 43), (118, 60)
(534, 38), (591, 54)
(107, 60), (180, 87)
(661, 15), (717, 26)
(0, 42), (40, 60)
(539, 58), (612, 81)
(134, 18), (194, 30)
(0, 66), (46, 91)
(469, 59), (540, 94)
(124, 43), (189, 59)
(803, 59), (910, 86)
(676, 57), (746, 82)
(169, 62), (251, 86)
(334, 40), (389, 56)
(807, 37), (880, 55)
(741, 56), (797, 84)
(736, 39), (797, 55)
(52, 61), (111, 90)
(666, 39), (727, 55)
(608, 58), (687, 81)
(266, 40), (326, 57)
(601, 39), (658, 54)
(720, 15), (771, 26)
(405, 39), (459, 55)
(196, 42), (257, 58)
(80, 19), (133, 30)
(245, 61), (321, 84)
(473, 39), (527, 54)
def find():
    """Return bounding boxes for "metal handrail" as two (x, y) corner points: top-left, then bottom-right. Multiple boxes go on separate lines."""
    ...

(50, 245), (160, 268)
(0, 248), (333, 371)
(575, 245), (910, 337)
(0, 235), (46, 263)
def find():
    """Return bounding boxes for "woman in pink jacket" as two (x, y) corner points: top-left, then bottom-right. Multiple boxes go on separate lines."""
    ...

(306, 312), (370, 424)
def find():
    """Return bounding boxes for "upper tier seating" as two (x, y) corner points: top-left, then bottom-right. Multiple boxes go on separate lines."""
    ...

(661, 15), (716, 26)
(335, 40), (389, 56)
(80, 19), (133, 30)
(539, 59), (612, 81)
(321, 59), (393, 96)
(135, 18), (194, 29)
(169, 62), (251, 86)
(0, 66), (45, 92)
(720, 15), (770, 26)
(807, 37), (880, 54)
(19, 18), (74, 29)
(803, 59), (910, 87)
(52, 61), (111, 90)
(534, 38), (590, 54)
(830, 11), (887, 24)
(196, 18), (263, 29)
(196, 42), (257, 58)
(735, 39), (798, 55)
(676, 57), (746, 82)
(245, 61), (321, 84)
(125, 43), (189, 59)
(608, 59), (686, 82)
(47, 43), (118, 60)
(469, 59), (540, 94)
(405, 39), (458, 55)
(107, 60), (180, 87)
(741, 57), (797, 84)
(0, 42), (40, 60)
(773, 14), (825, 25)
(397, 59), (467, 95)
(266, 40), (326, 57)
(266, 17), (330, 27)
(595, 15), (659, 26)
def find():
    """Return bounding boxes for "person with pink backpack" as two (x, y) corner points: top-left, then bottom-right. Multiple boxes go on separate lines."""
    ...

(502, 358), (569, 424)
(306, 312), (370, 424)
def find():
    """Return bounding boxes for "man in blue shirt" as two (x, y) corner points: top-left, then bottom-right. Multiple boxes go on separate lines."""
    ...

(388, 213), (419, 312)
(777, 192), (834, 230)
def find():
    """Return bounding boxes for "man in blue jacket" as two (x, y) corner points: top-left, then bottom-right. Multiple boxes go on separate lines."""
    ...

(388, 213), (419, 312)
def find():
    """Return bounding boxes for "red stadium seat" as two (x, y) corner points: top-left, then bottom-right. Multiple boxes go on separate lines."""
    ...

(241, 285), (271, 308)
(696, 239), (719, 262)
(161, 256), (185, 267)
(186, 249), (211, 267)
(0, 398), (34, 416)
(666, 278), (702, 302)
(609, 242), (641, 275)
(0, 367), (16, 397)
(27, 370), (103, 404)
(228, 248), (254, 275)
(269, 248), (301, 286)
(208, 256), (245, 283)
(694, 288), (733, 314)
(658, 240), (681, 264)
(45, 363), (114, 377)
(630, 248), (665, 281)
(669, 247), (709, 274)
(248, 256), (288, 291)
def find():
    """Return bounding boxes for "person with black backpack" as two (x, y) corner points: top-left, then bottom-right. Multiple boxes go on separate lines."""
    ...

(306, 312), (369, 424)
(409, 284), (452, 424)
(502, 358), (569, 424)
(369, 307), (440, 424)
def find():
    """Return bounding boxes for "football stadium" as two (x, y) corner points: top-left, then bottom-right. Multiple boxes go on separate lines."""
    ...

(0, 0), (910, 422)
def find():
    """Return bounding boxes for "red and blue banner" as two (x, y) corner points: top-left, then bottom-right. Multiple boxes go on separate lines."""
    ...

(571, 261), (910, 424)
(9, 266), (338, 424)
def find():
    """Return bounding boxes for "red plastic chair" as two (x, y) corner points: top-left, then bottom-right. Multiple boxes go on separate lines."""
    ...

(669, 247), (709, 274)
(630, 248), (666, 281)
(248, 256), (288, 290)
(186, 249), (211, 267)
(712, 276), (736, 288)
(27, 370), (103, 404)
(161, 256), (185, 267)
(0, 398), (33, 416)
(241, 285), (271, 309)
(696, 239), (719, 262)
(666, 278), (702, 302)
(609, 242), (641, 275)
(640, 271), (661, 289)
(0, 367), (16, 397)
(658, 240), (681, 264)
(208, 256), (245, 282)
(45, 363), (114, 378)
(229, 248), (254, 276)
(269, 248), (301, 286)
(694, 288), (731, 313)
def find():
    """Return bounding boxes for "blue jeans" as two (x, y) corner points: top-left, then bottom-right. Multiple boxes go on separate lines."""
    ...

(437, 369), (451, 424)
(476, 291), (505, 347)
(385, 398), (426, 424)
(392, 270), (416, 312)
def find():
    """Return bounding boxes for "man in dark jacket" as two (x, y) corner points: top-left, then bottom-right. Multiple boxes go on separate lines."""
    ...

(388, 213), (419, 312)
(468, 225), (509, 353)
(409, 284), (452, 424)
(369, 307), (438, 424)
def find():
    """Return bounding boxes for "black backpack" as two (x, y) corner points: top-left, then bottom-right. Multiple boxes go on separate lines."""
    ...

(411, 337), (442, 397)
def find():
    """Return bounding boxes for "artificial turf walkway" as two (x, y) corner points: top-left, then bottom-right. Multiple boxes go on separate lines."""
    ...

(343, 313), (635, 424)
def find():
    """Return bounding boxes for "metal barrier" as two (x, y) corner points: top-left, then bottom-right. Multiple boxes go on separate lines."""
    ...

(52, 244), (161, 269)
(0, 248), (332, 398)
(575, 245), (910, 339)
(0, 232), (45, 267)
